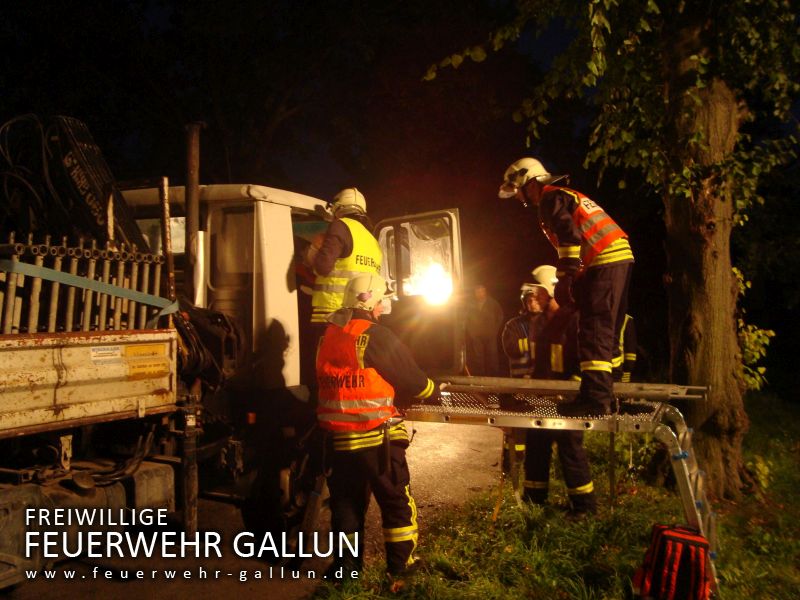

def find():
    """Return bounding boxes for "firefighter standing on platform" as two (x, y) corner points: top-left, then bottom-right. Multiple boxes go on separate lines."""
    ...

(316, 272), (437, 588)
(499, 158), (634, 416)
(501, 265), (597, 516)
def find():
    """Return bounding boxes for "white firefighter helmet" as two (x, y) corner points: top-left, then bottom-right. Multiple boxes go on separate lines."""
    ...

(330, 187), (367, 217)
(342, 272), (388, 311)
(531, 264), (558, 298)
(498, 157), (568, 198)
(519, 282), (538, 309)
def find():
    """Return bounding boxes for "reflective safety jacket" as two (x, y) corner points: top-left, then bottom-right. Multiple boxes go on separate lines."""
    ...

(501, 312), (537, 377)
(311, 218), (382, 323)
(317, 319), (397, 432)
(538, 186), (634, 277)
(316, 313), (436, 445)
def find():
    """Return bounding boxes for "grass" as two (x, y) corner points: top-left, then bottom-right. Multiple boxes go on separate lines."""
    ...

(314, 393), (800, 599)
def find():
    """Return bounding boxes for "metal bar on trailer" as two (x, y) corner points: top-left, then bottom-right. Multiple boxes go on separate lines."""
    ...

(46, 238), (67, 332)
(26, 242), (47, 333)
(81, 244), (98, 331)
(1, 240), (23, 334)
(64, 240), (83, 332)
(97, 245), (112, 331)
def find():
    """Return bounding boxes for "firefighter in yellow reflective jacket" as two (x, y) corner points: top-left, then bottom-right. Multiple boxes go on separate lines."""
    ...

(501, 266), (597, 516)
(307, 188), (382, 324)
(499, 158), (634, 416)
(317, 272), (437, 584)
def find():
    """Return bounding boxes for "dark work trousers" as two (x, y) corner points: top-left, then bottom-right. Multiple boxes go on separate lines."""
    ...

(524, 429), (596, 512)
(576, 262), (633, 410)
(327, 442), (418, 575)
(468, 335), (500, 376)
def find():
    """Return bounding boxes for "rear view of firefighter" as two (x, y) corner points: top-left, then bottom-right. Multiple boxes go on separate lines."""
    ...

(499, 158), (634, 416)
(302, 187), (382, 384)
(306, 187), (382, 324)
(316, 272), (437, 587)
(501, 266), (597, 516)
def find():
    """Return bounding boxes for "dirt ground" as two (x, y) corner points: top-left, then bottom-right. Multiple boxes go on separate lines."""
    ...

(8, 422), (502, 600)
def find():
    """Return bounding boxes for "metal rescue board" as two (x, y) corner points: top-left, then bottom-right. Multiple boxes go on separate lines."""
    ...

(0, 329), (178, 438)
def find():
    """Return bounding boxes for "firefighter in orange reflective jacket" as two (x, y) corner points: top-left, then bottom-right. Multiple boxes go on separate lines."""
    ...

(316, 272), (437, 583)
(499, 157), (634, 416)
(501, 266), (597, 516)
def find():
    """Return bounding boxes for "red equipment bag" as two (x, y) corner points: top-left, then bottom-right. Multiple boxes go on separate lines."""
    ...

(632, 524), (712, 600)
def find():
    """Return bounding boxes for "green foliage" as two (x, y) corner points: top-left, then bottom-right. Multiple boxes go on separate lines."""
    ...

(746, 454), (772, 492)
(733, 267), (776, 390)
(435, 0), (800, 201)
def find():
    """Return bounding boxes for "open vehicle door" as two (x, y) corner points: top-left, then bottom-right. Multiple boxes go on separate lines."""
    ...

(374, 209), (464, 376)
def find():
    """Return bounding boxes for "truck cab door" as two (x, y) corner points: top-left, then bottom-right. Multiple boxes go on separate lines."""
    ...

(374, 209), (464, 376)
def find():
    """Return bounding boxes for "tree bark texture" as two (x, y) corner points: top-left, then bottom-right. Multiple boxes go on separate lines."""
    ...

(663, 23), (750, 499)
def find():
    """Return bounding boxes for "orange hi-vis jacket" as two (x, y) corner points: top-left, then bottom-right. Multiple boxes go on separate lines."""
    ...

(316, 319), (399, 432)
(540, 185), (633, 274)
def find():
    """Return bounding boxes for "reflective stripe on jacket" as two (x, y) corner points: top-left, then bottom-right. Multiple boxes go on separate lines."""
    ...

(311, 218), (382, 323)
(316, 318), (398, 431)
(501, 313), (535, 377)
(540, 186), (633, 271)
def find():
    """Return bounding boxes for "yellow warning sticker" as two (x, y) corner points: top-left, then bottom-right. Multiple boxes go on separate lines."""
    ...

(125, 344), (166, 359)
(128, 359), (170, 380)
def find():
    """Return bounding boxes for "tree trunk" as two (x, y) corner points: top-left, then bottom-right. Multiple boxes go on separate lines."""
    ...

(663, 74), (750, 500)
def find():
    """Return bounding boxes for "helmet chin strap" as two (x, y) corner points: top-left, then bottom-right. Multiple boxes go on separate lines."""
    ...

(519, 184), (535, 208)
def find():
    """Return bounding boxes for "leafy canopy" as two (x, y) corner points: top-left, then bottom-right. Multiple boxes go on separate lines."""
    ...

(427, 0), (799, 215)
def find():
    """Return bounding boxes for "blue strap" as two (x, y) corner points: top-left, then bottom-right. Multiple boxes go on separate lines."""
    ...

(0, 259), (178, 322)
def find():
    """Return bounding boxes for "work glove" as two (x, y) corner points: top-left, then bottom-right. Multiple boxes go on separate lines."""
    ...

(554, 273), (575, 306)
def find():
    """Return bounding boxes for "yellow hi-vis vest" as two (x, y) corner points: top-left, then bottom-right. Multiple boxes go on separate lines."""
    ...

(311, 218), (382, 323)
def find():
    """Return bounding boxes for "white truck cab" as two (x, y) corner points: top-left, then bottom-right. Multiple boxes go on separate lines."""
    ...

(122, 184), (465, 393)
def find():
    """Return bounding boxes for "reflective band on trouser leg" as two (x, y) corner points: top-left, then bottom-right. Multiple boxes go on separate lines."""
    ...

(382, 484), (419, 573)
(580, 360), (613, 373)
(567, 481), (594, 495)
(504, 442), (526, 454)
(523, 481), (549, 490)
(522, 480), (548, 503)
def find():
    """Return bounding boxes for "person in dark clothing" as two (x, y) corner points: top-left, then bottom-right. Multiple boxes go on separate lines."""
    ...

(317, 272), (437, 590)
(465, 283), (504, 376)
(499, 157), (634, 416)
(501, 265), (598, 517)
